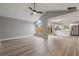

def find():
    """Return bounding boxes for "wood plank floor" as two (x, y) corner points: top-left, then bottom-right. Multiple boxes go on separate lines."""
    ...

(1, 36), (79, 56)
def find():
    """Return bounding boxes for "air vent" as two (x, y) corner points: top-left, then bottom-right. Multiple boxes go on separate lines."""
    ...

(68, 7), (77, 11)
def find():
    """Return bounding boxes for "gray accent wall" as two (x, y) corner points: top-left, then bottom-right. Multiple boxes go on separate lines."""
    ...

(0, 16), (35, 40)
(0, 20), (2, 39)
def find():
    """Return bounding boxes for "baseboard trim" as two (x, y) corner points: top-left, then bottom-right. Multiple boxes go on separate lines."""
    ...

(0, 35), (34, 42)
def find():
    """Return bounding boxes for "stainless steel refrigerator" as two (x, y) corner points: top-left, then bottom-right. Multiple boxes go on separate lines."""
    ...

(71, 25), (79, 36)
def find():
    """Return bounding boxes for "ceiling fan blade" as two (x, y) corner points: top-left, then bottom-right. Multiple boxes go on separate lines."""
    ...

(29, 7), (34, 11)
(31, 13), (33, 15)
(36, 11), (43, 13)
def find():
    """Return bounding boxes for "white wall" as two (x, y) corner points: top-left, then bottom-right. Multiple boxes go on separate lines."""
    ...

(0, 16), (35, 40)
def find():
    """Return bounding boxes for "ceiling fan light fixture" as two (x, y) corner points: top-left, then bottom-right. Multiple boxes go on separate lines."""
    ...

(29, 3), (43, 15)
(33, 11), (36, 14)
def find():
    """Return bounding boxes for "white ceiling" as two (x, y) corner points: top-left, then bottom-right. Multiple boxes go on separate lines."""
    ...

(0, 3), (79, 22)
(48, 11), (79, 24)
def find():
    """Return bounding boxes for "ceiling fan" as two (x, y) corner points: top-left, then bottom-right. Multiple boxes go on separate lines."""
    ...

(29, 3), (43, 15)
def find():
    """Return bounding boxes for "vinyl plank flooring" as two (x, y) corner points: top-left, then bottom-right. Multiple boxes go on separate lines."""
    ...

(1, 36), (79, 56)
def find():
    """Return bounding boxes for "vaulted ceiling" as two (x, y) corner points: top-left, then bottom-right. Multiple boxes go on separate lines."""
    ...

(0, 3), (79, 22)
